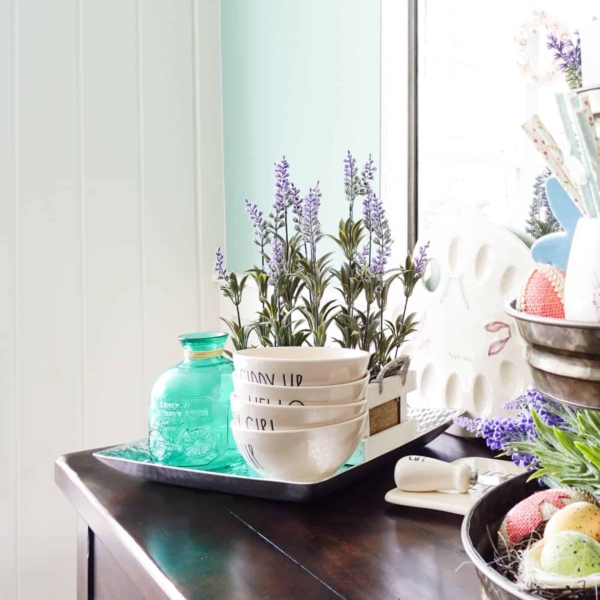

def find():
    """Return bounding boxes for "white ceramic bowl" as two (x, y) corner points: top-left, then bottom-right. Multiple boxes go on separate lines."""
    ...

(233, 346), (370, 387)
(232, 373), (369, 406)
(230, 393), (367, 431)
(231, 413), (368, 483)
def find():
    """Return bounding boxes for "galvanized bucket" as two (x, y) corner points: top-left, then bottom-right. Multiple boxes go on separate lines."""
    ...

(505, 301), (600, 410)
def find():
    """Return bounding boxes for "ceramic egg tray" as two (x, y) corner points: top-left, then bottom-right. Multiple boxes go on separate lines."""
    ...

(402, 222), (534, 436)
(94, 406), (461, 502)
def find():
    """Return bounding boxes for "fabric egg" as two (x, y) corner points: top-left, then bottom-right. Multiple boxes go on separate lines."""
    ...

(498, 488), (598, 548)
(541, 531), (600, 577)
(544, 501), (600, 542)
(518, 264), (565, 319)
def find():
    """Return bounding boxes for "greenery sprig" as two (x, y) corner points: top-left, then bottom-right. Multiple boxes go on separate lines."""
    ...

(513, 408), (600, 496)
(458, 388), (600, 496)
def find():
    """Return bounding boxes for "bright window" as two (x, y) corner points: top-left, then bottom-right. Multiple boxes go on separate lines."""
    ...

(417, 0), (595, 240)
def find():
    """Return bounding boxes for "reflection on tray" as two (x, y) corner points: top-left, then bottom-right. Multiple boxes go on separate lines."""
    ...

(95, 406), (464, 481)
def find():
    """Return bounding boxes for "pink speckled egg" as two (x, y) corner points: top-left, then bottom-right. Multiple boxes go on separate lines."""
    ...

(498, 488), (597, 549)
(519, 264), (565, 319)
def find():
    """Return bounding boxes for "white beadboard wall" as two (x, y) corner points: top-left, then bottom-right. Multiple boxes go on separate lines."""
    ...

(0, 1), (224, 598)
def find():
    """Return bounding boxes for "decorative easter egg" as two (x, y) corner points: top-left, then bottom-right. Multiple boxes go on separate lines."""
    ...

(541, 531), (600, 577)
(544, 501), (600, 542)
(498, 488), (596, 548)
(521, 537), (600, 590)
(518, 264), (565, 319)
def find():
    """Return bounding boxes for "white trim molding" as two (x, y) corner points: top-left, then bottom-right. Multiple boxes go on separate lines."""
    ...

(194, 0), (226, 332)
(381, 0), (410, 260)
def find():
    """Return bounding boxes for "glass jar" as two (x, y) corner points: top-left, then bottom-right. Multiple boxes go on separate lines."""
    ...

(148, 332), (241, 469)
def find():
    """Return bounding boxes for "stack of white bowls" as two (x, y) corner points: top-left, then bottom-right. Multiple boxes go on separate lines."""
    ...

(231, 347), (370, 483)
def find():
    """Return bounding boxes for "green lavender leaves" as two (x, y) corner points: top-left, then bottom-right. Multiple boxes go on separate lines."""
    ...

(512, 408), (600, 496)
(215, 153), (427, 382)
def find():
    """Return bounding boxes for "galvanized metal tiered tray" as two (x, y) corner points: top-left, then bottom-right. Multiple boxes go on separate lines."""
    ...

(506, 300), (600, 410)
(94, 406), (461, 502)
(463, 472), (540, 600)
(460, 301), (600, 599)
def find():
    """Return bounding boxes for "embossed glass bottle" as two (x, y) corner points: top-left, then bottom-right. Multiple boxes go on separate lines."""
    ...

(148, 332), (241, 469)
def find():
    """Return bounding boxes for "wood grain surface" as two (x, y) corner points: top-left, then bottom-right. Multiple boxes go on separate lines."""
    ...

(56, 434), (494, 600)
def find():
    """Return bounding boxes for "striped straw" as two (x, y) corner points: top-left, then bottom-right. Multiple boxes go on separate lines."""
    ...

(555, 93), (581, 160)
(573, 107), (600, 217)
(567, 95), (600, 217)
(580, 94), (600, 158)
(521, 117), (586, 216)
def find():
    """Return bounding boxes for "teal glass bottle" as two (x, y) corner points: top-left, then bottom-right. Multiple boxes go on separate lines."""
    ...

(148, 332), (241, 469)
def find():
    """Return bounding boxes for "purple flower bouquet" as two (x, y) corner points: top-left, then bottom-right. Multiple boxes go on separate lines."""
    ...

(214, 152), (429, 382)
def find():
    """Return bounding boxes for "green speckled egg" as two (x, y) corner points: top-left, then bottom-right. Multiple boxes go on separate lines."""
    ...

(541, 531), (600, 577)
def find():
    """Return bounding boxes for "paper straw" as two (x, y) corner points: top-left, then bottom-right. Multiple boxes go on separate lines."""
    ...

(580, 94), (600, 158)
(555, 93), (581, 160)
(531, 115), (566, 163)
(573, 107), (600, 217)
(521, 117), (586, 216)
(574, 108), (600, 180)
(567, 95), (600, 216)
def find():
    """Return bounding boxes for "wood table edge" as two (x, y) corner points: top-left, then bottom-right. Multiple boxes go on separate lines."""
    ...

(55, 454), (186, 600)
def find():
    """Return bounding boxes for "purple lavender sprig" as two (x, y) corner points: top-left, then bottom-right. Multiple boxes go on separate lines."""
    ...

(271, 156), (299, 262)
(273, 157), (291, 219)
(245, 199), (271, 269)
(268, 236), (286, 286)
(213, 247), (227, 279)
(525, 167), (561, 239)
(291, 183), (302, 233)
(353, 244), (369, 270)
(364, 190), (392, 275)
(213, 245), (248, 335)
(245, 199), (265, 232)
(362, 186), (374, 230)
(300, 182), (323, 268)
(547, 31), (582, 90)
(370, 244), (392, 276)
(361, 154), (377, 194)
(414, 241), (430, 275)
(363, 187), (392, 275)
(454, 388), (570, 468)
(344, 151), (361, 220)
(271, 156), (296, 240)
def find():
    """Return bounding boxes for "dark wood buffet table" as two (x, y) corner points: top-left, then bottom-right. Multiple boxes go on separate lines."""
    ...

(56, 434), (495, 600)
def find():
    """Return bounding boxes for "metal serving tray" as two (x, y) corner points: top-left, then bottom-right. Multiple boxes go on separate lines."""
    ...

(506, 300), (600, 410)
(94, 406), (461, 502)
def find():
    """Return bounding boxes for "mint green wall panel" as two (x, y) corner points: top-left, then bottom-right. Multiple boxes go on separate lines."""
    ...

(222, 0), (381, 272)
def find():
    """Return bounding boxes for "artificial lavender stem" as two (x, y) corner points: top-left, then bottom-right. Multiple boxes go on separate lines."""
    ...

(344, 151), (358, 222)
(245, 198), (270, 271)
(547, 31), (582, 89)
(235, 302), (242, 329)
(273, 157), (290, 235)
(213, 246), (227, 279)
(414, 242), (430, 277)
(394, 296), (410, 358)
(363, 296), (371, 350)
(300, 183), (323, 273)
(284, 209), (289, 263)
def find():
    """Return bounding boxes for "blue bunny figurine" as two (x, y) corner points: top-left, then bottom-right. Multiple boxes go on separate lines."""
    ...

(531, 177), (582, 270)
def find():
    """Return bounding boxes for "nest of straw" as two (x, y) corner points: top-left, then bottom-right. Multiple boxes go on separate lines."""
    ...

(491, 523), (600, 600)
